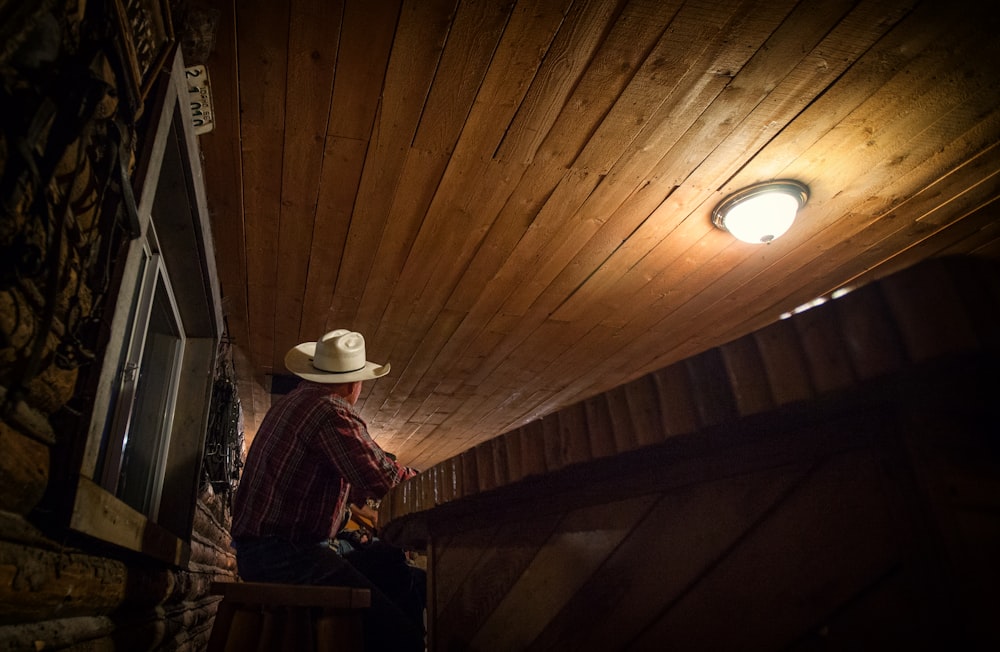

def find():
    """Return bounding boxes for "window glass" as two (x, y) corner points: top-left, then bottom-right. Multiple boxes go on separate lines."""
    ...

(114, 273), (184, 517)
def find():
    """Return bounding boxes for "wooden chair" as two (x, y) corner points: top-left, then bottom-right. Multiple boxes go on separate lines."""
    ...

(207, 582), (371, 652)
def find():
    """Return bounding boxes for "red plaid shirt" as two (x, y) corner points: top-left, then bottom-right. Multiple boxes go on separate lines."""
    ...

(231, 382), (415, 543)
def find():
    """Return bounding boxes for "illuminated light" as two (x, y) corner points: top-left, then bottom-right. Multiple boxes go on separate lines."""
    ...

(712, 180), (809, 244)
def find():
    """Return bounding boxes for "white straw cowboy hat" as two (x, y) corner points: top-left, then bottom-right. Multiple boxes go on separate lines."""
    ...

(284, 329), (390, 383)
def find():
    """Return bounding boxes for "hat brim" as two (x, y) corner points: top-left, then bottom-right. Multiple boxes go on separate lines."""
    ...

(284, 342), (390, 383)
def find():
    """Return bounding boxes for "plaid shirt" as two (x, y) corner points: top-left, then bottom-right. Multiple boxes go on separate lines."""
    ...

(231, 382), (415, 543)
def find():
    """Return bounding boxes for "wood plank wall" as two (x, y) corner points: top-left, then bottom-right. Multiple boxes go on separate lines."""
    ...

(379, 255), (999, 650)
(382, 255), (999, 520)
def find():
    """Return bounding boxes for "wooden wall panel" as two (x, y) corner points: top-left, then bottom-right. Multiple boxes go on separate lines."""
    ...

(528, 468), (804, 651)
(378, 256), (998, 650)
(631, 449), (904, 650)
(433, 513), (559, 651)
(469, 497), (655, 651)
(411, 370), (997, 650)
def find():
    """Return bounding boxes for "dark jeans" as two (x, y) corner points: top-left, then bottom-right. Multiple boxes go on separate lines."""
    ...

(233, 537), (425, 652)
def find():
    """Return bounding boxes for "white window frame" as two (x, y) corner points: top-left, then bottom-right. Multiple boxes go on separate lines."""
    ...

(99, 226), (186, 520)
(68, 48), (223, 566)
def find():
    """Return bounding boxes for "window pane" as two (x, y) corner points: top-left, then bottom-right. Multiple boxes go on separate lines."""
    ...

(95, 250), (150, 486)
(115, 275), (183, 516)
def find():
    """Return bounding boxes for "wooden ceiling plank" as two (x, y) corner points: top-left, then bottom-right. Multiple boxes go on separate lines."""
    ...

(408, 391), (454, 427)
(608, 144), (1000, 399)
(931, 204), (1000, 261)
(721, 0), (956, 189)
(450, 0), (575, 161)
(372, 422), (425, 462)
(431, 3), (683, 386)
(397, 426), (458, 470)
(372, 0), (624, 360)
(444, 319), (611, 448)
(781, 40), (1000, 214)
(351, 148), (452, 336)
(405, 398), (491, 468)
(433, 320), (588, 446)
(300, 136), (367, 340)
(237, 0), (291, 373)
(497, 0), (811, 319)
(384, 390), (488, 459)
(377, 155), (522, 328)
(567, 1), (1000, 352)
(422, 284), (584, 436)
(493, 0), (627, 166)
(426, 0), (819, 410)
(506, 322), (640, 430)
(547, 0), (913, 324)
(439, 0), (684, 322)
(329, 0), (453, 326)
(657, 103), (1000, 360)
(269, 0), (343, 371)
(309, 1), (405, 333)
(360, 308), (465, 426)
(327, 0), (403, 140)
(410, 0), (512, 155)
(444, 166), (565, 314)
(570, 0), (792, 176)
(365, 0), (578, 349)
(800, 177), (1000, 317)
(376, 2), (580, 340)
(350, 0), (519, 336)
(363, 157), (532, 424)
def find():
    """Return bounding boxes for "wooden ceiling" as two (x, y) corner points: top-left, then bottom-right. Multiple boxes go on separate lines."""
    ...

(194, 0), (1000, 470)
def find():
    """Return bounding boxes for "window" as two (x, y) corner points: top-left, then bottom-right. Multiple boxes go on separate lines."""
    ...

(64, 49), (223, 565)
(97, 229), (185, 519)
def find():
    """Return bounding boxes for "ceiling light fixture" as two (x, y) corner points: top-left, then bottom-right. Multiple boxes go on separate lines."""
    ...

(711, 180), (809, 244)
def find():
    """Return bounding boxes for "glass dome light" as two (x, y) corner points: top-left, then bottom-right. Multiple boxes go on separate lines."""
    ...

(711, 180), (809, 244)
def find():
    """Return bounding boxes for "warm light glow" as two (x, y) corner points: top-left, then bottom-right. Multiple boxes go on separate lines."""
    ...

(721, 192), (798, 243)
(712, 180), (809, 244)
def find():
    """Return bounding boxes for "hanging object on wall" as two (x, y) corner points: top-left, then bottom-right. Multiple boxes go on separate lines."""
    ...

(185, 65), (214, 134)
(111, 0), (175, 113)
(203, 331), (244, 501)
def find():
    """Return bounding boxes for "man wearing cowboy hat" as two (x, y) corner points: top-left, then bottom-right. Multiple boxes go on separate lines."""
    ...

(230, 329), (424, 652)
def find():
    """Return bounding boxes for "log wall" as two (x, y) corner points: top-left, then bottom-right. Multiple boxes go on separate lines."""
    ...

(0, 489), (236, 652)
(1, 3), (238, 650)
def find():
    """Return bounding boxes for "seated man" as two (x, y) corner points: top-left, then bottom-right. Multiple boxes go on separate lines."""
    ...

(230, 329), (424, 652)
